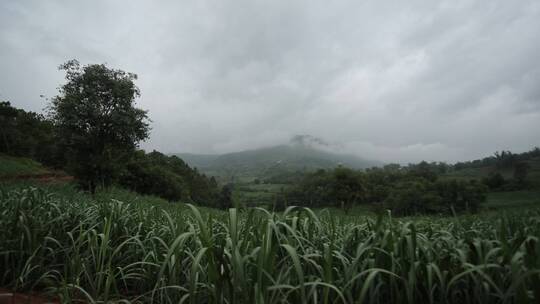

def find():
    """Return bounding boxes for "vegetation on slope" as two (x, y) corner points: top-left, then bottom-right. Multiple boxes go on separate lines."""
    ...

(0, 154), (49, 177)
(0, 101), (59, 166)
(0, 62), (224, 207)
(175, 142), (381, 183)
(119, 150), (226, 207)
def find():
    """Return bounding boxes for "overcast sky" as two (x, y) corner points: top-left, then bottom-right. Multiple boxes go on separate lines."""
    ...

(1, 1), (539, 163)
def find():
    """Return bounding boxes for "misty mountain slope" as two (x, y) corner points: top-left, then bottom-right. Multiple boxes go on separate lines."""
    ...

(175, 153), (220, 169)
(175, 144), (381, 179)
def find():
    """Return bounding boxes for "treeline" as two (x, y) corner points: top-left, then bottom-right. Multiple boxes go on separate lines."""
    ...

(0, 101), (60, 166)
(373, 153), (538, 188)
(0, 60), (226, 208)
(269, 150), (539, 215)
(454, 148), (540, 170)
(277, 165), (487, 216)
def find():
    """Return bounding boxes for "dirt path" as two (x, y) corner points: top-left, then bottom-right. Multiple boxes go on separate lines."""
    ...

(0, 288), (59, 304)
(0, 172), (73, 183)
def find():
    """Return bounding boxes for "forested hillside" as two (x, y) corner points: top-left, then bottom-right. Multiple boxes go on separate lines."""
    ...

(176, 142), (381, 183)
(0, 62), (225, 207)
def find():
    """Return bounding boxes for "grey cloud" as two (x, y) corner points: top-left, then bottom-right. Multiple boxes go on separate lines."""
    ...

(1, 0), (539, 163)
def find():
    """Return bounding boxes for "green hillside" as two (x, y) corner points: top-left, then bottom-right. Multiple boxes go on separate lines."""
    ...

(174, 153), (220, 169)
(175, 144), (381, 182)
(0, 154), (49, 177)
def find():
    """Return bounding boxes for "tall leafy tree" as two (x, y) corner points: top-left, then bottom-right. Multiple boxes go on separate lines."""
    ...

(50, 60), (150, 192)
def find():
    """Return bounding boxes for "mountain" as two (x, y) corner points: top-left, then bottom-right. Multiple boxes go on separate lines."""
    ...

(174, 140), (381, 180)
(174, 153), (220, 169)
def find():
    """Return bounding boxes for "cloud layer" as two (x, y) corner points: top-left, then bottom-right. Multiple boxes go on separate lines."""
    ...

(1, 0), (539, 163)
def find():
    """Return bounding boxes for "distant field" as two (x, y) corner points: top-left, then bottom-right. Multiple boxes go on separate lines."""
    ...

(527, 157), (540, 187)
(485, 190), (540, 209)
(311, 190), (540, 220)
(0, 154), (49, 177)
(235, 185), (540, 214)
(233, 182), (291, 206)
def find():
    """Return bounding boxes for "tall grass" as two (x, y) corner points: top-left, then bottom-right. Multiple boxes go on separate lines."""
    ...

(1, 186), (540, 303)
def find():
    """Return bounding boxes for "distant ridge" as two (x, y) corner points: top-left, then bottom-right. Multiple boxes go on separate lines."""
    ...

(175, 153), (220, 169)
(174, 137), (381, 178)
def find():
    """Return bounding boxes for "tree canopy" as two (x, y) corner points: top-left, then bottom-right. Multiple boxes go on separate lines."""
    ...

(49, 60), (150, 192)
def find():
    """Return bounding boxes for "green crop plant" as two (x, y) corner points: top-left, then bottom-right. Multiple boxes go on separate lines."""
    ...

(1, 186), (540, 303)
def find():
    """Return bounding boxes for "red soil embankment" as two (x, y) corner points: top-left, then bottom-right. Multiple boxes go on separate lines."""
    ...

(0, 172), (73, 183)
(0, 288), (59, 304)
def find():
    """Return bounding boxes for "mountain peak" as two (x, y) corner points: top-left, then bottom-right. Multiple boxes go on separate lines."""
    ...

(175, 140), (382, 179)
(289, 134), (330, 148)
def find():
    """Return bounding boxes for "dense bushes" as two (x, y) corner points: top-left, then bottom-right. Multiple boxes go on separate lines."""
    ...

(286, 167), (364, 210)
(283, 166), (487, 215)
(480, 161), (533, 191)
(384, 180), (441, 215)
(0, 101), (60, 166)
(119, 150), (221, 206)
(385, 179), (486, 216)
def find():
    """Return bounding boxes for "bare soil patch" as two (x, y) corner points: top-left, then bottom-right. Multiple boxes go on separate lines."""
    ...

(0, 172), (73, 184)
(0, 288), (59, 304)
